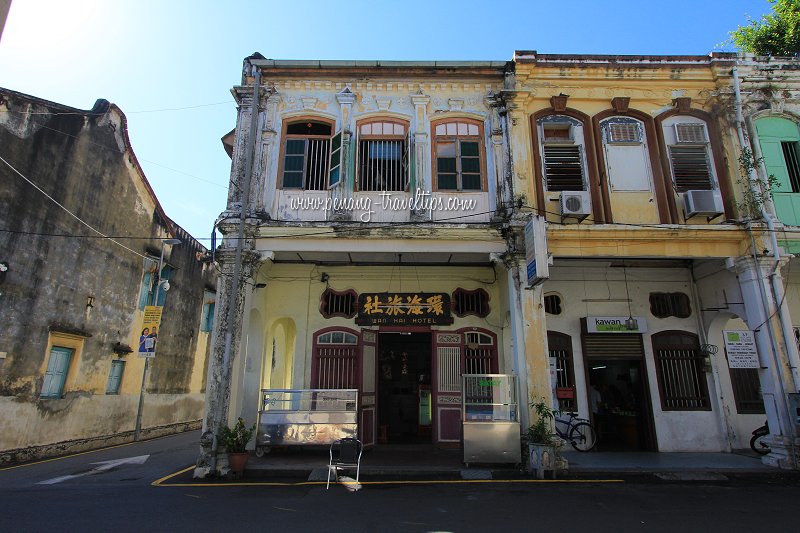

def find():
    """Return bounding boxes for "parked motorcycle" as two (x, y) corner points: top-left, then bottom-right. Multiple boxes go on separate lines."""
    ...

(750, 420), (770, 455)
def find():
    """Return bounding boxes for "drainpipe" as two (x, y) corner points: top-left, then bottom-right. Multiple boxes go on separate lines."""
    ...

(214, 65), (261, 457)
(733, 67), (800, 462)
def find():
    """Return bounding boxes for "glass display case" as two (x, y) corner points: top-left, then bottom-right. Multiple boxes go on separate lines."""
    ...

(462, 374), (521, 465)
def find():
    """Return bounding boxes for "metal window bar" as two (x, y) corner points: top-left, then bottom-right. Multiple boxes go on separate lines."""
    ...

(781, 141), (800, 193)
(359, 139), (407, 191)
(315, 346), (357, 389)
(656, 347), (708, 409)
(729, 367), (765, 414)
(305, 138), (331, 190)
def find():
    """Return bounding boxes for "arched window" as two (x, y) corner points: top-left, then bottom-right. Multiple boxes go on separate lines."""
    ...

(280, 119), (334, 190)
(600, 117), (653, 192)
(651, 331), (710, 411)
(357, 119), (409, 192)
(432, 119), (485, 191)
(548, 331), (575, 411)
(661, 117), (718, 193)
(537, 115), (588, 192)
(311, 329), (359, 389)
(463, 330), (497, 374)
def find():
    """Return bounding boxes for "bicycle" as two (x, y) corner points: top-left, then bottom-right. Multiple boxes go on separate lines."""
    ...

(554, 411), (598, 452)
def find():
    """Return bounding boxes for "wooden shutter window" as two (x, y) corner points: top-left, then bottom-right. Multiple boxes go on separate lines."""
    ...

(543, 145), (584, 191)
(669, 145), (713, 191)
(652, 331), (710, 411)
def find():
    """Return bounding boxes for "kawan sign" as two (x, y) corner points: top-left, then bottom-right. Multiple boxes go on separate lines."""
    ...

(586, 316), (648, 333)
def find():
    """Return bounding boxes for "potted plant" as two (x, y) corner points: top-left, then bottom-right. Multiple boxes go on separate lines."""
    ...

(523, 399), (562, 479)
(218, 417), (255, 475)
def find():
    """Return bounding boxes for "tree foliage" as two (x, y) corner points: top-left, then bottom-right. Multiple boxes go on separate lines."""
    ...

(730, 0), (800, 56)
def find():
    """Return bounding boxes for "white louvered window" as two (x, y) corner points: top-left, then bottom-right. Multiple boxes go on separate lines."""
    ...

(539, 116), (586, 192)
(664, 118), (716, 193)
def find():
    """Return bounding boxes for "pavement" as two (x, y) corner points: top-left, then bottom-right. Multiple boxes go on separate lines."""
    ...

(163, 443), (788, 485)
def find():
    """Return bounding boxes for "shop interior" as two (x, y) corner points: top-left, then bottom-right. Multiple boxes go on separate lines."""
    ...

(377, 332), (432, 444)
(587, 358), (654, 451)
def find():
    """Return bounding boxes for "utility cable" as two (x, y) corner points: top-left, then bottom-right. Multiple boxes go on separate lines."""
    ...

(0, 154), (151, 262)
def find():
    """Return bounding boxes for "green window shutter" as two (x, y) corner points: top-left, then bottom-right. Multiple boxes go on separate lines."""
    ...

(282, 139), (306, 188)
(138, 272), (153, 310)
(41, 346), (73, 398)
(105, 360), (125, 394)
(328, 131), (342, 188)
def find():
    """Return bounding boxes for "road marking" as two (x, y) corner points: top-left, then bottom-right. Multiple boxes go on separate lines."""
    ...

(37, 455), (150, 485)
(152, 467), (624, 487)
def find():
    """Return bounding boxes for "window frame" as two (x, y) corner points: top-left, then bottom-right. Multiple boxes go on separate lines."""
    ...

(651, 331), (711, 411)
(41, 346), (74, 399)
(663, 118), (718, 193)
(278, 118), (336, 190)
(355, 118), (410, 192)
(432, 119), (486, 192)
(105, 359), (126, 395)
(201, 290), (216, 332)
(537, 115), (588, 192)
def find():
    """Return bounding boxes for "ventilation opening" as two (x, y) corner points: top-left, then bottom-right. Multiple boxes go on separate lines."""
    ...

(320, 289), (358, 319)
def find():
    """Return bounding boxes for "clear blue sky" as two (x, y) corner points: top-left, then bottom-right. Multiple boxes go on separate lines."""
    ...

(0, 0), (774, 242)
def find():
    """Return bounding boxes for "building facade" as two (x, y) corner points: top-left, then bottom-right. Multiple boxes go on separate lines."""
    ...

(0, 88), (217, 463)
(198, 52), (800, 474)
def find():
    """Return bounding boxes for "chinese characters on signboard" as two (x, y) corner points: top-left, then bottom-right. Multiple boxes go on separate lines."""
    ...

(356, 293), (453, 326)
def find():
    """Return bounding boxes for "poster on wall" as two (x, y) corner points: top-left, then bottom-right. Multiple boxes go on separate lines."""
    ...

(723, 330), (760, 368)
(138, 305), (163, 358)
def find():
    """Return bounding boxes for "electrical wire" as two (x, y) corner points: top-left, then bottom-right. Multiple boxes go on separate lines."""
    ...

(0, 154), (151, 262)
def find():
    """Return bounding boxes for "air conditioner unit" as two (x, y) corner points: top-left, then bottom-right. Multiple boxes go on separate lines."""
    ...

(560, 191), (591, 220)
(684, 190), (724, 218)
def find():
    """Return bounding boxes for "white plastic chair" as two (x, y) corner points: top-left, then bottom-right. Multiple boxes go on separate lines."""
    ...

(326, 437), (362, 489)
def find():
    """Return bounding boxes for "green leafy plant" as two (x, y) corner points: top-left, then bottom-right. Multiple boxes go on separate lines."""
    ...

(524, 399), (558, 445)
(217, 417), (255, 453)
(729, 0), (800, 56)
(736, 147), (780, 219)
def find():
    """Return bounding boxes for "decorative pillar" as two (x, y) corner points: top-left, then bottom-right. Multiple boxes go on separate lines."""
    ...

(411, 91), (430, 221)
(331, 87), (356, 221)
(486, 92), (512, 219)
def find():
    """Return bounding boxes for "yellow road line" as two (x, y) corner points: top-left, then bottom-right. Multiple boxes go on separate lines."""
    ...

(152, 467), (624, 487)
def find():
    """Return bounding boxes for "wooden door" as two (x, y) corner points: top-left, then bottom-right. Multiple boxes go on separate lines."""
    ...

(432, 331), (463, 446)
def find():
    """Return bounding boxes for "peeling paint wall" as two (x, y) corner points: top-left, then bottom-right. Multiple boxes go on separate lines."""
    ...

(0, 89), (216, 461)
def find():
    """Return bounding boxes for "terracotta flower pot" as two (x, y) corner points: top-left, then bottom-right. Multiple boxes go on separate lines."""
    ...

(228, 452), (250, 474)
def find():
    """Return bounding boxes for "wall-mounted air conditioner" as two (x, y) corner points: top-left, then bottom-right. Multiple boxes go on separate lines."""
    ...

(684, 190), (724, 218)
(560, 191), (591, 220)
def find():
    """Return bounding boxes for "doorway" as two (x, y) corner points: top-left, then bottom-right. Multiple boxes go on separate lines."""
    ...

(377, 332), (432, 444)
(587, 358), (655, 451)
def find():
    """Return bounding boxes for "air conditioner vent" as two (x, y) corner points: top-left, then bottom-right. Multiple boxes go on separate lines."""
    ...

(675, 123), (708, 144)
(560, 191), (591, 220)
(683, 190), (724, 218)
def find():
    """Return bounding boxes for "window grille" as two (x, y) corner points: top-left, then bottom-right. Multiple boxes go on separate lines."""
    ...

(313, 331), (358, 389)
(668, 145), (713, 191)
(675, 123), (708, 144)
(452, 288), (490, 317)
(781, 141), (800, 193)
(464, 332), (496, 375)
(649, 292), (691, 318)
(728, 367), (764, 414)
(543, 145), (585, 191)
(548, 331), (575, 411)
(608, 122), (642, 144)
(357, 121), (408, 192)
(281, 121), (333, 190)
(544, 294), (562, 315)
(652, 331), (710, 410)
(320, 288), (358, 319)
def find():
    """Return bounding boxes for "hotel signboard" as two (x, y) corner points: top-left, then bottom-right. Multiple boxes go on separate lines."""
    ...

(356, 292), (453, 326)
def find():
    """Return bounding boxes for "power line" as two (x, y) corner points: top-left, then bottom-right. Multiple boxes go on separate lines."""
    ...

(0, 154), (151, 262)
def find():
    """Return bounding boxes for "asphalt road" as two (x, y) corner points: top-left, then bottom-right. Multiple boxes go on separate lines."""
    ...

(1, 431), (797, 533)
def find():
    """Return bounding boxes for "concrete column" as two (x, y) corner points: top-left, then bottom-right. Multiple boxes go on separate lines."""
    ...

(194, 246), (260, 478)
(331, 87), (356, 221)
(731, 256), (800, 468)
(411, 91), (430, 221)
(504, 256), (549, 428)
(486, 93), (512, 219)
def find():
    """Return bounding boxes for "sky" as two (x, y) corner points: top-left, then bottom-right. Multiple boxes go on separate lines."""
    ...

(0, 0), (776, 243)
